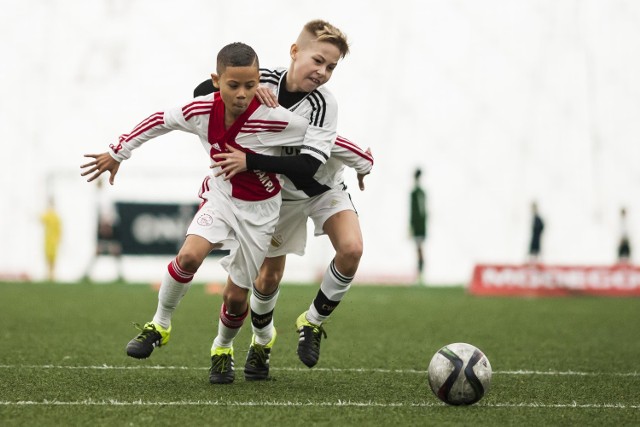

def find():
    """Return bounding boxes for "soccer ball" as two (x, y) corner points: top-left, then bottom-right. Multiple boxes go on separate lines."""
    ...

(427, 342), (492, 405)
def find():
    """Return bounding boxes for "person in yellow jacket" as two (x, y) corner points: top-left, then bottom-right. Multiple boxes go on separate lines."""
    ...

(41, 197), (62, 281)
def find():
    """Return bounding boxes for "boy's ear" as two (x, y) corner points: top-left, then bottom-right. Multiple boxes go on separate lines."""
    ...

(290, 43), (298, 60)
(211, 73), (220, 89)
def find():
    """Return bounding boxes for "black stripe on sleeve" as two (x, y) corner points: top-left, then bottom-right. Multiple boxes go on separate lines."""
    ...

(306, 91), (327, 127)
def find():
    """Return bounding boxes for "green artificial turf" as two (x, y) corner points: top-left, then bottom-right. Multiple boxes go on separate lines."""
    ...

(0, 281), (638, 426)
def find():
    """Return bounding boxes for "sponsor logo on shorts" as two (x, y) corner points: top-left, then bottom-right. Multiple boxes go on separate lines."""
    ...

(330, 199), (340, 207)
(197, 213), (214, 227)
(271, 234), (283, 248)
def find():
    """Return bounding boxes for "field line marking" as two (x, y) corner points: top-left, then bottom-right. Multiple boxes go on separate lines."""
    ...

(0, 364), (638, 377)
(0, 399), (638, 409)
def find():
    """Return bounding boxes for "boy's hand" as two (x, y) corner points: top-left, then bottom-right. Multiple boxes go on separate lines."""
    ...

(357, 172), (369, 191)
(81, 152), (120, 184)
(211, 145), (247, 180)
(255, 86), (278, 108)
(357, 148), (373, 191)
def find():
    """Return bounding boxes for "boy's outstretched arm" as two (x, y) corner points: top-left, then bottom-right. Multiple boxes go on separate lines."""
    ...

(81, 152), (121, 184)
(331, 139), (373, 191)
(212, 146), (321, 180)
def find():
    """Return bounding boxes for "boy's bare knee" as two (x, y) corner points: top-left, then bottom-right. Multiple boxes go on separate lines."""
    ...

(338, 241), (363, 265)
(255, 260), (285, 294)
(222, 285), (249, 314)
(259, 270), (282, 292)
(176, 251), (203, 273)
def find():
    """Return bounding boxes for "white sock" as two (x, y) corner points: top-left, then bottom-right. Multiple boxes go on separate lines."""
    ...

(307, 260), (353, 325)
(212, 304), (247, 350)
(250, 287), (279, 345)
(152, 258), (194, 329)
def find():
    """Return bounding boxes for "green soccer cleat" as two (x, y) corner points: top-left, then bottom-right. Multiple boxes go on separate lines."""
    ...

(209, 347), (235, 384)
(126, 322), (171, 359)
(295, 311), (327, 368)
(244, 328), (277, 381)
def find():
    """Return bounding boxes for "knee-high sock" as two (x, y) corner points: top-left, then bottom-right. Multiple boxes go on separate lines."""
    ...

(307, 259), (353, 325)
(152, 258), (194, 329)
(212, 303), (248, 350)
(250, 287), (279, 345)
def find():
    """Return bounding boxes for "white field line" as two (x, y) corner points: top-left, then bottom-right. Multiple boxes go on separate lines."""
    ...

(0, 364), (638, 377)
(0, 399), (638, 409)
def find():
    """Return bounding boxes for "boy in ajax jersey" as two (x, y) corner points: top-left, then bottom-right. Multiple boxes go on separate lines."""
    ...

(81, 42), (330, 384)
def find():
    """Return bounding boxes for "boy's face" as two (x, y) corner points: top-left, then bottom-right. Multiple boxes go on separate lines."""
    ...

(211, 65), (260, 118)
(288, 40), (342, 92)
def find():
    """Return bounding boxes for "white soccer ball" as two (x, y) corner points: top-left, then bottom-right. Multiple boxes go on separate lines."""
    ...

(427, 342), (492, 405)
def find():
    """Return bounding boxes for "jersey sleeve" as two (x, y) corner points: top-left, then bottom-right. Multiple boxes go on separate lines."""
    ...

(255, 106), (311, 148)
(297, 89), (338, 164)
(331, 135), (374, 174)
(246, 153), (321, 177)
(108, 99), (206, 162)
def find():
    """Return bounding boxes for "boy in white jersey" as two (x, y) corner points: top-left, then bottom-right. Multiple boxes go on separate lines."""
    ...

(208, 20), (373, 375)
(81, 42), (329, 384)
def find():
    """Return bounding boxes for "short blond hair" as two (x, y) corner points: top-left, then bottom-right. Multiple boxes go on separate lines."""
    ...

(298, 19), (350, 58)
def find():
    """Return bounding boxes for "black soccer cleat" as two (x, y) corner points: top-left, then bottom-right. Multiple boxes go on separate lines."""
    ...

(209, 347), (235, 384)
(126, 322), (171, 359)
(295, 311), (327, 368)
(244, 330), (277, 381)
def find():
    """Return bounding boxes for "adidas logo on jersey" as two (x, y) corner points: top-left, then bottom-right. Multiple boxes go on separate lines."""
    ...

(211, 142), (221, 151)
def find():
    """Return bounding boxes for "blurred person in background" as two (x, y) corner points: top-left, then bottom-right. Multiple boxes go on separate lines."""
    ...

(83, 178), (124, 282)
(528, 201), (544, 264)
(617, 207), (631, 264)
(40, 197), (62, 281)
(410, 168), (427, 284)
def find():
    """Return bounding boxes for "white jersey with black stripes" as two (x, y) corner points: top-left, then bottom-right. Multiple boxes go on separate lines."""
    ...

(260, 67), (348, 200)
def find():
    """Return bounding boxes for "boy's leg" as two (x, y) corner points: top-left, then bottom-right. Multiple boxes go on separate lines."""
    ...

(251, 256), (286, 343)
(126, 235), (213, 359)
(297, 210), (362, 368)
(244, 256), (286, 381)
(210, 278), (249, 384)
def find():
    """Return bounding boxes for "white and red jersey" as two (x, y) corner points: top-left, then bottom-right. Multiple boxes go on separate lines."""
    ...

(323, 135), (374, 187)
(260, 68), (374, 200)
(109, 92), (317, 201)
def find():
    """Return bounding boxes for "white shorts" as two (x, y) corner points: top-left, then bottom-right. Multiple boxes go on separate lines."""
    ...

(187, 178), (281, 289)
(267, 188), (356, 258)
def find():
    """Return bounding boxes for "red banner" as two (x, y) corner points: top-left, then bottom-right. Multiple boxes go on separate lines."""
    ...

(469, 264), (640, 296)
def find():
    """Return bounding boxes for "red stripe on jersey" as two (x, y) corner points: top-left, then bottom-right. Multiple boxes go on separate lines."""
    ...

(118, 113), (164, 143)
(240, 119), (287, 133)
(183, 100), (214, 112)
(245, 119), (288, 126)
(120, 116), (165, 144)
(131, 112), (164, 133)
(183, 101), (214, 121)
(335, 136), (373, 163)
(240, 126), (287, 133)
(130, 112), (164, 134)
(184, 107), (212, 122)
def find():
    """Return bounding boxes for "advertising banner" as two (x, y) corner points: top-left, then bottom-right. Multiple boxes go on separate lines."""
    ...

(470, 264), (640, 296)
(116, 202), (228, 256)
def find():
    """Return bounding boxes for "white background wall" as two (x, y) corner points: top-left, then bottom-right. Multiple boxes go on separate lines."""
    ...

(1, 0), (639, 284)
